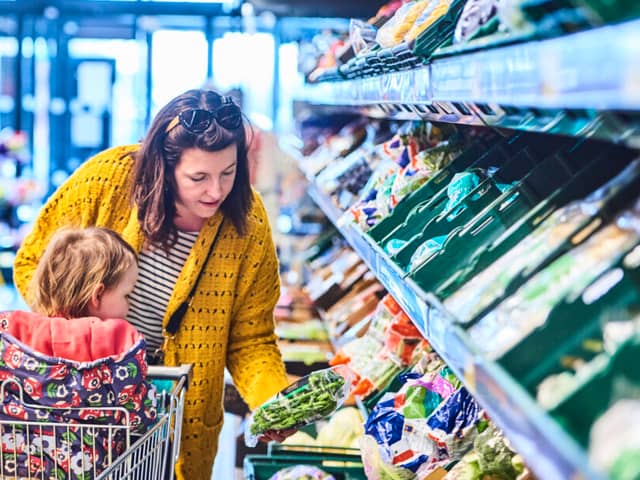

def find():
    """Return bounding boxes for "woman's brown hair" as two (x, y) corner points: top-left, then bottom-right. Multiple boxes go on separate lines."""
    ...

(132, 89), (252, 250)
(28, 227), (137, 318)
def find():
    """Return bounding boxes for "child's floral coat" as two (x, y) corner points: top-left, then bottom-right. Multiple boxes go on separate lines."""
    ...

(0, 311), (157, 479)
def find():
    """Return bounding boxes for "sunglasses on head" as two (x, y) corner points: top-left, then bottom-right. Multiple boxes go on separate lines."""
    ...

(165, 97), (243, 134)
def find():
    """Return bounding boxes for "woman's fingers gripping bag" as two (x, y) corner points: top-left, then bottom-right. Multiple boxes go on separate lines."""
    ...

(245, 366), (353, 447)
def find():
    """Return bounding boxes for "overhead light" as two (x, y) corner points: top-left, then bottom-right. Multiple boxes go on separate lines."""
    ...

(260, 10), (276, 29)
(43, 6), (59, 20)
(241, 2), (255, 17)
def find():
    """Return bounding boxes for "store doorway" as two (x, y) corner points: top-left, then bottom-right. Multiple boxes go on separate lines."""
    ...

(68, 58), (115, 171)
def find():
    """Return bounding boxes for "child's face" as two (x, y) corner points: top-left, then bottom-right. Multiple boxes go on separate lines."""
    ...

(89, 263), (138, 320)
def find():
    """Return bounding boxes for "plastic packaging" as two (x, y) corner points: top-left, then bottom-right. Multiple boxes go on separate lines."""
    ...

(445, 171), (483, 213)
(364, 380), (482, 476)
(376, 1), (429, 48)
(589, 399), (640, 479)
(408, 235), (447, 272)
(245, 366), (353, 447)
(361, 434), (417, 480)
(470, 202), (640, 359)
(384, 323), (425, 365)
(268, 465), (336, 480)
(349, 19), (378, 55)
(453, 0), (500, 44)
(405, 0), (453, 42)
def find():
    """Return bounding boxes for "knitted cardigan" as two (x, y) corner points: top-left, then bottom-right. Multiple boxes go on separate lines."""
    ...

(13, 144), (291, 480)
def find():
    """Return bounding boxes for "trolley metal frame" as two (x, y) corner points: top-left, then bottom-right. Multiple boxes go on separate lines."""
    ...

(0, 364), (192, 480)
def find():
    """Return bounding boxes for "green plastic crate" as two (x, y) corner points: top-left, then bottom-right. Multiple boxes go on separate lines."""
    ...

(573, 0), (640, 23)
(430, 144), (626, 300)
(499, 249), (640, 393)
(410, 148), (587, 293)
(410, 0), (468, 60)
(371, 132), (554, 249)
(348, 0), (468, 73)
(367, 138), (497, 244)
(244, 446), (366, 480)
(550, 337), (640, 447)
(377, 141), (517, 247)
(394, 176), (502, 270)
(435, 146), (639, 303)
(393, 148), (539, 271)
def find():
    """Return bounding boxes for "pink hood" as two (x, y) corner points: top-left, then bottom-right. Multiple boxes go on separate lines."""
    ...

(0, 310), (141, 363)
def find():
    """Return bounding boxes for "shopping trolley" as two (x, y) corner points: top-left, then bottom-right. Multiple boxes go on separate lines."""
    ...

(0, 364), (192, 480)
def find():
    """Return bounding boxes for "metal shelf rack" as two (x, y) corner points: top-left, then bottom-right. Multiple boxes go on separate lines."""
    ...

(289, 17), (640, 479)
(298, 19), (640, 147)
(303, 180), (604, 480)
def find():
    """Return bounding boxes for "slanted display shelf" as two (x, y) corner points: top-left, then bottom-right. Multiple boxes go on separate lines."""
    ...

(298, 19), (640, 147)
(303, 176), (605, 480)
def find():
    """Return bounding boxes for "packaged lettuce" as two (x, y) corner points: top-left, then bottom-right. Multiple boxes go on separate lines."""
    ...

(407, 235), (447, 272)
(268, 465), (336, 480)
(589, 399), (640, 479)
(245, 366), (353, 447)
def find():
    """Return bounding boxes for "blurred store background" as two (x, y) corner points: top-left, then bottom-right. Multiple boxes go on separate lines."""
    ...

(2, 2), (640, 480)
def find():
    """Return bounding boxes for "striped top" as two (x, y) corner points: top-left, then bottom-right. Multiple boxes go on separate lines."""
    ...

(127, 230), (199, 351)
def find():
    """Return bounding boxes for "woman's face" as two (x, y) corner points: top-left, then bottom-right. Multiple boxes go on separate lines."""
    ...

(173, 145), (238, 231)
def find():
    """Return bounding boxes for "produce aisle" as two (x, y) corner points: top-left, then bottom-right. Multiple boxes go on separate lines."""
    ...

(246, 1), (640, 480)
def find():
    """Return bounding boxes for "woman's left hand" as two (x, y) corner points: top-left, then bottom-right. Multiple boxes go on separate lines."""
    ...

(258, 428), (297, 443)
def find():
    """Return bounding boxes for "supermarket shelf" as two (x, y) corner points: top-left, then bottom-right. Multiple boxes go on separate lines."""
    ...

(430, 19), (640, 111)
(298, 20), (640, 146)
(306, 181), (605, 480)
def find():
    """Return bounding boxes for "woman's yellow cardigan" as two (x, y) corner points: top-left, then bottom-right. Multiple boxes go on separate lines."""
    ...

(13, 145), (290, 480)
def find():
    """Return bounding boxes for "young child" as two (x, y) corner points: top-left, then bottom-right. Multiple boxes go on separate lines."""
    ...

(0, 226), (157, 480)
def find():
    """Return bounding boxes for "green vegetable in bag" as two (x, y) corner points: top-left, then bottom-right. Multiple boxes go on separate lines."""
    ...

(245, 367), (351, 447)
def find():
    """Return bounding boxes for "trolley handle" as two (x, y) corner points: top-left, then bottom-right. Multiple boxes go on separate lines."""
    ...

(148, 364), (193, 384)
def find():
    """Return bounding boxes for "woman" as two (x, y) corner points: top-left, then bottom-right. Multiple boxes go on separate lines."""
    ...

(13, 89), (291, 480)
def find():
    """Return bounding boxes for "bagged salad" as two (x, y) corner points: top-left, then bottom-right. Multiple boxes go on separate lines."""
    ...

(268, 465), (336, 480)
(245, 366), (353, 447)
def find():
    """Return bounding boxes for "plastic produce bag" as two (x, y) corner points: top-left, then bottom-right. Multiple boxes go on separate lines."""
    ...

(385, 238), (409, 256)
(376, 1), (429, 48)
(361, 434), (417, 480)
(470, 201), (640, 359)
(363, 369), (468, 475)
(408, 235), (447, 272)
(268, 465), (336, 480)
(444, 423), (525, 479)
(245, 366), (353, 447)
(405, 0), (453, 41)
(445, 171), (483, 214)
(453, 0), (500, 44)
(349, 19), (378, 55)
(424, 387), (485, 462)
(590, 399), (640, 479)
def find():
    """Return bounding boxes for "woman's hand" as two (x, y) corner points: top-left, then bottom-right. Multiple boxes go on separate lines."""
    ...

(258, 428), (297, 443)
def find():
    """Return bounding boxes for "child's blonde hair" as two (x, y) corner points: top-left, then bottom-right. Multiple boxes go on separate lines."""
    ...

(28, 227), (137, 318)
